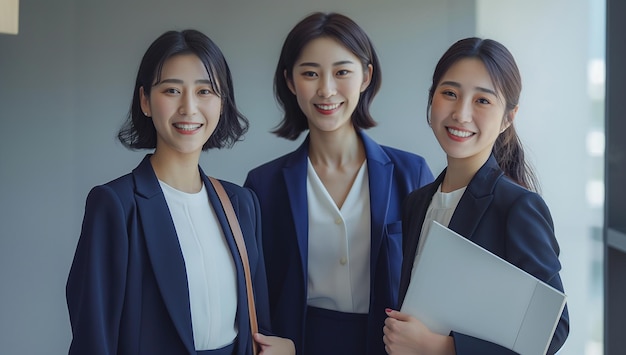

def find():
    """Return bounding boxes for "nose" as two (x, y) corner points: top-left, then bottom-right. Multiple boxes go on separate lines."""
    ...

(317, 75), (337, 98)
(178, 92), (198, 116)
(452, 99), (472, 123)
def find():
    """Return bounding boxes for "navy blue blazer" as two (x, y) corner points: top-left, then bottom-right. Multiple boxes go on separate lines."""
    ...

(399, 155), (569, 355)
(244, 131), (434, 355)
(66, 155), (271, 355)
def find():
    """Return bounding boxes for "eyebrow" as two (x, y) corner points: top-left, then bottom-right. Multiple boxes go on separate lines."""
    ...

(297, 60), (355, 67)
(156, 78), (213, 85)
(439, 80), (497, 96)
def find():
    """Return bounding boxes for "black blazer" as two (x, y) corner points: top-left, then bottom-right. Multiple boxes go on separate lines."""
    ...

(399, 155), (569, 355)
(66, 155), (271, 355)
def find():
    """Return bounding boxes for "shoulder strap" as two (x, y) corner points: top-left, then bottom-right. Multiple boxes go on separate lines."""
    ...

(208, 177), (259, 355)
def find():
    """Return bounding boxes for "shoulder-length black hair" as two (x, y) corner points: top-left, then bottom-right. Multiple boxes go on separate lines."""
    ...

(427, 37), (540, 192)
(272, 12), (382, 140)
(118, 29), (248, 150)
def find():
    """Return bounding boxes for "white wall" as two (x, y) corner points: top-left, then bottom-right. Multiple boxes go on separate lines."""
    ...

(0, 0), (473, 353)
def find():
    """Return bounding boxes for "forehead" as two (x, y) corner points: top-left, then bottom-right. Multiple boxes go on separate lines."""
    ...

(440, 58), (497, 92)
(296, 37), (360, 65)
(160, 53), (210, 78)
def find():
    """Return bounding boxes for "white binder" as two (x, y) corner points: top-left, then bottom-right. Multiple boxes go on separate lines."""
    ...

(400, 221), (566, 355)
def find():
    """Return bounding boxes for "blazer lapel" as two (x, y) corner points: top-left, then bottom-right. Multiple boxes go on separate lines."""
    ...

(282, 138), (311, 286)
(132, 155), (195, 354)
(448, 155), (502, 239)
(359, 132), (393, 281)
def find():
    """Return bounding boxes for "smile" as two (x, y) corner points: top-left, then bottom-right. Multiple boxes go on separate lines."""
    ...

(315, 103), (341, 110)
(447, 127), (474, 138)
(173, 123), (203, 131)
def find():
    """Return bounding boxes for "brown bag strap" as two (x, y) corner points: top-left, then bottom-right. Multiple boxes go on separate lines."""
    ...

(208, 177), (259, 355)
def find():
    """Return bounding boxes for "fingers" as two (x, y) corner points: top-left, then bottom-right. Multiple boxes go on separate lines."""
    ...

(253, 333), (270, 346)
(385, 308), (411, 321)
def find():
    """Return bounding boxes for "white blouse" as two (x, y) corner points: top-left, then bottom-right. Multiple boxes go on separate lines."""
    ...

(159, 181), (237, 351)
(413, 184), (466, 269)
(306, 158), (371, 314)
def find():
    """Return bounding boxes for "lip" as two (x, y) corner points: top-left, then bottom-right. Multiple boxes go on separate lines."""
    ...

(314, 102), (343, 115)
(172, 122), (203, 135)
(446, 126), (475, 141)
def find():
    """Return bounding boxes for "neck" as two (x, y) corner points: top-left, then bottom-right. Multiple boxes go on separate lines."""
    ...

(150, 150), (202, 193)
(308, 126), (364, 167)
(442, 153), (490, 193)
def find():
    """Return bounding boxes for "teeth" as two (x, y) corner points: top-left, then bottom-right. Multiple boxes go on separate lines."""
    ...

(316, 103), (341, 110)
(448, 127), (473, 138)
(173, 123), (201, 131)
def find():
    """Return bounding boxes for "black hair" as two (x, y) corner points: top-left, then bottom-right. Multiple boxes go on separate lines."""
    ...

(427, 37), (540, 192)
(272, 12), (382, 140)
(118, 29), (248, 150)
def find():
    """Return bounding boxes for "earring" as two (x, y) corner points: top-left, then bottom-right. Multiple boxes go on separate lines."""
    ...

(144, 112), (150, 117)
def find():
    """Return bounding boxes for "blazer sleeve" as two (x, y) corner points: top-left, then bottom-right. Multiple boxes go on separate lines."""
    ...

(451, 192), (569, 355)
(66, 185), (129, 355)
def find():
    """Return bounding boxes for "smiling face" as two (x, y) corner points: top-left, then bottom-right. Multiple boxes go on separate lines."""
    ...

(140, 54), (222, 159)
(287, 37), (372, 136)
(430, 57), (516, 167)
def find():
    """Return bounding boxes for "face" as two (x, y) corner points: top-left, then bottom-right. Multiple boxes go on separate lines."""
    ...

(140, 54), (222, 157)
(287, 37), (372, 135)
(430, 58), (516, 166)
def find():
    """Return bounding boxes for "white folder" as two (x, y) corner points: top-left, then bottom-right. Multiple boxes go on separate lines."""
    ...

(400, 221), (566, 355)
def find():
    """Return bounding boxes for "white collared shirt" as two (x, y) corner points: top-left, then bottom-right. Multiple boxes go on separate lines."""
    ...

(160, 181), (237, 350)
(306, 158), (371, 313)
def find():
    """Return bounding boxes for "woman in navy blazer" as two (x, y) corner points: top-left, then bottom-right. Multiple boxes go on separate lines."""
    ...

(383, 38), (569, 354)
(66, 30), (294, 355)
(244, 13), (433, 355)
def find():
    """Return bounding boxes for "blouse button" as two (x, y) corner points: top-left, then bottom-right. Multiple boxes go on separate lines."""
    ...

(340, 257), (347, 265)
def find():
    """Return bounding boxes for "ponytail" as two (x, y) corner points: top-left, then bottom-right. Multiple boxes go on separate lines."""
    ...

(493, 125), (540, 193)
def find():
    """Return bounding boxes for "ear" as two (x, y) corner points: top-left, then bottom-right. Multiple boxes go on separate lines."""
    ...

(360, 64), (373, 92)
(139, 86), (151, 117)
(501, 105), (518, 133)
(285, 69), (296, 95)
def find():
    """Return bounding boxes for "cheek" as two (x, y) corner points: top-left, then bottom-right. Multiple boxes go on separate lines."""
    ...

(429, 98), (448, 122)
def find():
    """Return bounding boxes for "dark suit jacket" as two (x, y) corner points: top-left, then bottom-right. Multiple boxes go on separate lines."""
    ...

(66, 155), (271, 355)
(399, 155), (569, 355)
(244, 131), (434, 355)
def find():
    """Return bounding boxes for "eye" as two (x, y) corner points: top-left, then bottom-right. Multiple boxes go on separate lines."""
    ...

(198, 88), (214, 95)
(164, 87), (181, 95)
(302, 71), (318, 78)
(441, 90), (456, 98)
(336, 69), (350, 76)
(476, 97), (491, 104)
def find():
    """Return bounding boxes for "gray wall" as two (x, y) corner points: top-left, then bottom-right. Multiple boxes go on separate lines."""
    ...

(1, 1), (600, 354)
(0, 1), (472, 353)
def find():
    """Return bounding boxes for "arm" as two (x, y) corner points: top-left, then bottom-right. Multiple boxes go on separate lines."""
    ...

(66, 186), (128, 355)
(243, 187), (295, 355)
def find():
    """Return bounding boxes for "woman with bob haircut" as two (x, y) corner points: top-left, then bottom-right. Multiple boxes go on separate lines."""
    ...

(66, 29), (294, 355)
(244, 12), (433, 355)
(383, 37), (569, 354)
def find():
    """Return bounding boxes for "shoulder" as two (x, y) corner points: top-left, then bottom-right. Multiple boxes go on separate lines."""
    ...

(247, 151), (299, 176)
(379, 144), (429, 167)
(492, 175), (551, 216)
(85, 173), (135, 206)
(219, 179), (256, 202)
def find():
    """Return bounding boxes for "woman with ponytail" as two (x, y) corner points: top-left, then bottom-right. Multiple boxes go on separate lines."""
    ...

(383, 37), (569, 354)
